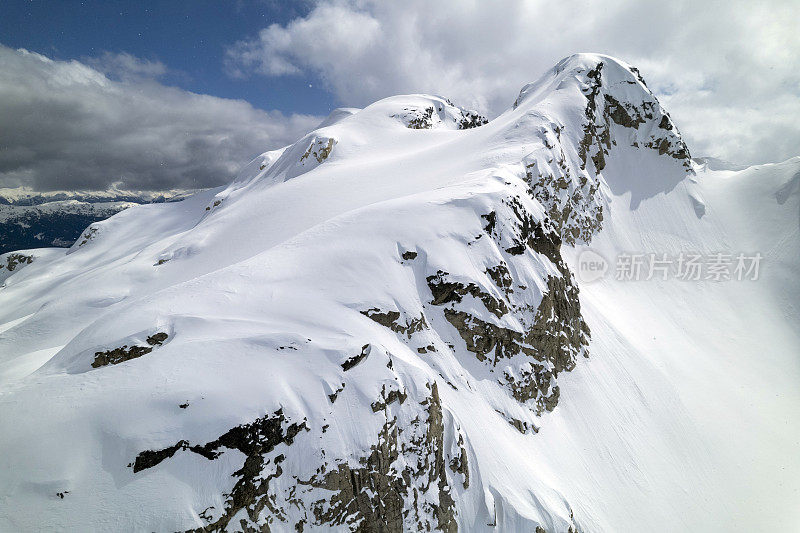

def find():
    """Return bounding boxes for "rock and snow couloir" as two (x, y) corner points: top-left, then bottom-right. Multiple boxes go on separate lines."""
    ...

(0, 54), (798, 532)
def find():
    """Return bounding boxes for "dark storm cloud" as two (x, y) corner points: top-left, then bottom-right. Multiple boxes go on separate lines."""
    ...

(0, 45), (321, 191)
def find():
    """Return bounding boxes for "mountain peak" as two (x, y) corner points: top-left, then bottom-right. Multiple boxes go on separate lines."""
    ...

(513, 53), (647, 110)
(512, 54), (691, 175)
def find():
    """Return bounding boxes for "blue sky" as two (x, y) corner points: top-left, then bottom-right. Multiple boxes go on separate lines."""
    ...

(0, 0), (336, 115)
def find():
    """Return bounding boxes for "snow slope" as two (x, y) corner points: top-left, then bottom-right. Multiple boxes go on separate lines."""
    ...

(0, 54), (797, 532)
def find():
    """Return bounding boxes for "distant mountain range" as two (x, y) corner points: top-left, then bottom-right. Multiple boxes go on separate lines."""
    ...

(0, 187), (198, 254)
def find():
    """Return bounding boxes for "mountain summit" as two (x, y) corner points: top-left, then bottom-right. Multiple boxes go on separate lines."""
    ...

(1, 55), (798, 532)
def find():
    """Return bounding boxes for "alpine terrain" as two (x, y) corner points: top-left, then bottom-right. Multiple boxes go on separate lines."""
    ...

(0, 54), (798, 532)
(0, 187), (198, 255)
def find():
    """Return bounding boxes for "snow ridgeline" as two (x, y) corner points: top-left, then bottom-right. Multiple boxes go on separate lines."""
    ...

(0, 187), (200, 255)
(0, 54), (731, 531)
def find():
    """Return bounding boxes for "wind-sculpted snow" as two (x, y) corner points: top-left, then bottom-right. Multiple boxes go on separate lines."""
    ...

(3, 55), (796, 532)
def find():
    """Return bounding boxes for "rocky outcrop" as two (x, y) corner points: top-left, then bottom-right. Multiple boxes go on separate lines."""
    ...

(361, 308), (428, 338)
(300, 137), (336, 164)
(575, 60), (692, 173)
(341, 344), (372, 371)
(457, 109), (489, 130)
(132, 409), (309, 532)
(393, 98), (487, 131)
(77, 226), (98, 247)
(403, 106), (436, 129)
(2, 252), (33, 272)
(425, 198), (590, 414)
(130, 384), (465, 532)
(427, 270), (509, 318)
(91, 332), (168, 368)
(512, 55), (694, 245)
(302, 383), (458, 533)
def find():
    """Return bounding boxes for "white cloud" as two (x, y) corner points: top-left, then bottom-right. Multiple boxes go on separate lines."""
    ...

(225, 3), (381, 78)
(226, 0), (800, 165)
(85, 51), (167, 82)
(0, 45), (322, 191)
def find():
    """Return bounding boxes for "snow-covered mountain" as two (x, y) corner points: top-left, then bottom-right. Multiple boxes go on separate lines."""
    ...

(0, 187), (198, 255)
(0, 54), (797, 532)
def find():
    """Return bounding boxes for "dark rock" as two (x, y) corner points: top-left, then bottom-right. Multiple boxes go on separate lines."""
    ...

(361, 308), (427, 338)
(449, 433), (470, 489)
(328, 383), (345, 403)
(405, 106), (435, 129)
(146, 332), (168, 346)
(481, 211), (497, 234)
(341, 344), (371, 371)
(133, 440), (189, 473)
(426, 270), (508, 318)
(132, 409), (308, 532)
(370, 385), (408, 412)
(302, 383), (457, 533)
(91, 332), (169, 368)
(3, 253), (33, 272)
(458, 111), (488, 130)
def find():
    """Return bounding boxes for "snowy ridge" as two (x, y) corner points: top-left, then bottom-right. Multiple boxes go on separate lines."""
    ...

(0, 185), (198, 206)
(0, 187), (201, 254)
(0, 55), (798, 532)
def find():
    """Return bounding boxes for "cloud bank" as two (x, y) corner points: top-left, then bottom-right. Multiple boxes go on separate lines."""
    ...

(0, 45), (321, 191)
(226, 0), (800, 166)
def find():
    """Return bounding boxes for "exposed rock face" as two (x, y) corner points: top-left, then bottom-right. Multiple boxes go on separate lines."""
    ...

(91, 332), (168, 368)
(392, 98), (487, 131)
(427, 270), (509, 317)
(267, 134), (339, 181)
(353, 195), (591, 416)
(456, 109), (489, 130)
(524, 131), (605, 245)
(430, 268), (588, 415)
(2, 252), (33, 272)
(403, 105), (436, 129)
(341, 344), (372, 371)
(302, 383), (457, 533)
(370, 384), (408, 412)
(431, 195), (589, 413)
(515, 56), (691, 175)
(300, 137), (336, 164)
(573, 60), (692, 173)
(361, 308), (428, 338)
(77, 226), (98, 247)
(130, 385), (465, 533)
(132, 409), (309, 531)
(512, 55), (694, 244)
